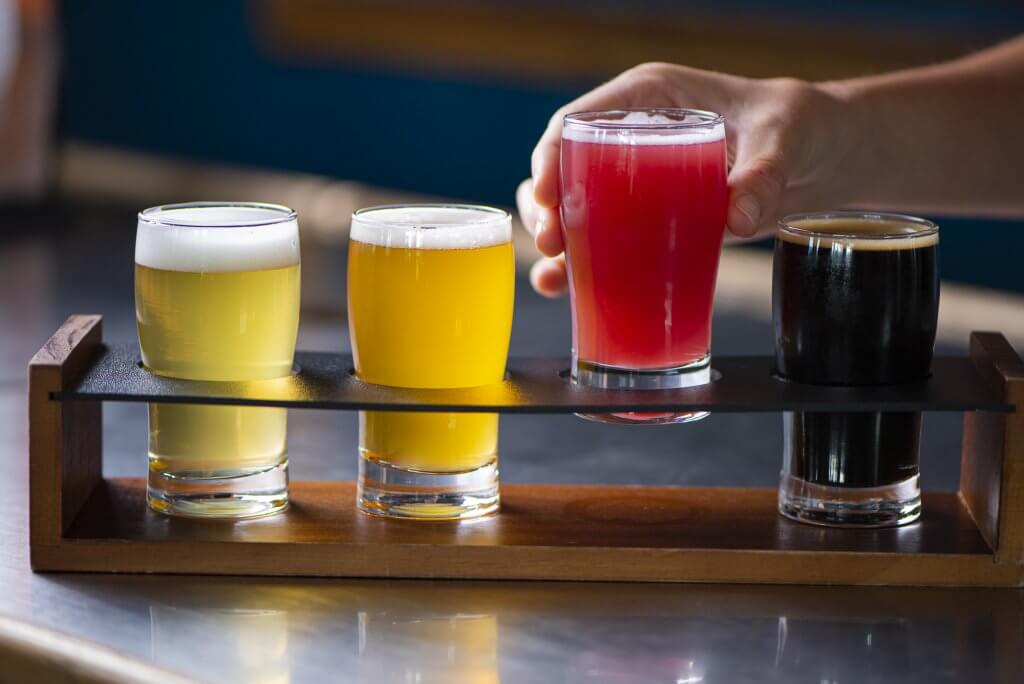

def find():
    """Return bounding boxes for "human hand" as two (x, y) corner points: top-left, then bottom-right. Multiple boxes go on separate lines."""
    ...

(518, 62), (852, 297)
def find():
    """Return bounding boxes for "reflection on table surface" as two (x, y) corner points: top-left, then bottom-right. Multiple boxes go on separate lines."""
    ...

(150, 605), (291, 684)
(358, 611), (499, 684)
(42, 577), (1023, 683)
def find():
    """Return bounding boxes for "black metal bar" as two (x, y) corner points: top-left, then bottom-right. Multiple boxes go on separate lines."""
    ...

(50, 344), (1015, 414)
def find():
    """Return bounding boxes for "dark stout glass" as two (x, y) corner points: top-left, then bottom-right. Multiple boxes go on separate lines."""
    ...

(773, 213), (939, 527)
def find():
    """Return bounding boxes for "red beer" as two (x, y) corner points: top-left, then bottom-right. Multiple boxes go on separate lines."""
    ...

(560, 109), (727, 422)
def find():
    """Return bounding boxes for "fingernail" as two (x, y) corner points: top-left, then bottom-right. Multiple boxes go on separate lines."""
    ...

(734, 194), (760, 229)
(534, 218), (545, 237)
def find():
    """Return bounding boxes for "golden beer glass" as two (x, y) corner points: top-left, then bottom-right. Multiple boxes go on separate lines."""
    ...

(348, 205), (514, 520)
(136, 202), (301, 518)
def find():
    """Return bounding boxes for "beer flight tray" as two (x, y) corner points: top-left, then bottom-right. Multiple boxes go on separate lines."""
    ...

(29, 315), (1024, 587)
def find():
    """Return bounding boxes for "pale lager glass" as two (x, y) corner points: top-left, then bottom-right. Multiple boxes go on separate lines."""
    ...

(136, 202), (300, 518)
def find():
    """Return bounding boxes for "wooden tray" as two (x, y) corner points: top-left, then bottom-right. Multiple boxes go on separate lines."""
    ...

(29, 315), (1024, 586)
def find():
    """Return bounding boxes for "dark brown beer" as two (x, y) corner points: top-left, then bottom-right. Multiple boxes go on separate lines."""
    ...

(773, 214), (938, 496)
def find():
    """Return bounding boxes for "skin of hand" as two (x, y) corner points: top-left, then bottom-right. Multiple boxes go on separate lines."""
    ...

(518, 62), (854, 297)
(520, 37), (1024, 297)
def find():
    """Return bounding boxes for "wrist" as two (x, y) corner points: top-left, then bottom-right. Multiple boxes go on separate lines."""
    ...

(814, 78), (879, 208)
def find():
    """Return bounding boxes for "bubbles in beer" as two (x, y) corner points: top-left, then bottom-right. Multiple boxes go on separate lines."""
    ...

(350, 205), (512, 250)
(136, 204), (300, 272)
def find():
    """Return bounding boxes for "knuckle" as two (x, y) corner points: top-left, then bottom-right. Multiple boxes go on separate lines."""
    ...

(548, 104), (572, 128)
(630, 61), (672, 77)
(767, 77), (820, 114)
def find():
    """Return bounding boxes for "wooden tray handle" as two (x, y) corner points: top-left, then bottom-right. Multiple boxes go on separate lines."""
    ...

(961, 332), (1024, 570)
(28, 315), (104, 554)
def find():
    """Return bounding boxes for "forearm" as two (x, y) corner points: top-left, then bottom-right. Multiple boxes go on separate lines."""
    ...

(822, 36), (1024, 217)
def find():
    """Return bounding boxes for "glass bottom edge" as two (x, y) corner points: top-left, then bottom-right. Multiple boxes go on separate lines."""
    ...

(358, 456), (499, 521)
(778, 472), (921, 528)
(573, 355), (713, 425)
(147, 458), (289, 519)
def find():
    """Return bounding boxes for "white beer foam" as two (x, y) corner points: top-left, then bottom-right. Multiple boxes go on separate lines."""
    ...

(136, 205), (300, 272)
(351, 205), (512, 250)
(564, 111), (725, 145)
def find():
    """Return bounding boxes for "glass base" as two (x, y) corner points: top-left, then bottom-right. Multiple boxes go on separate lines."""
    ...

(572, 355), (712, 425)
(147, 458), (289, 519)
(358, 456), (499, 521)
(778, 472), (921, 528)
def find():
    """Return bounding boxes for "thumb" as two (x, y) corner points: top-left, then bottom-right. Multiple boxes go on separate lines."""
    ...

(726, 147), (790, 238)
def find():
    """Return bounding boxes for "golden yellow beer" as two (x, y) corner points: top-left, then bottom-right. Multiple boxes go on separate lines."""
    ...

(135, 203), (300, 518)
(348, 205), (514, 519)
(349, 240), (514, 471)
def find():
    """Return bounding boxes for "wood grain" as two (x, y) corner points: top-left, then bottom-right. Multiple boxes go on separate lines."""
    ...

(38, 478), (1016, 586)
(28, 315), (103, 558)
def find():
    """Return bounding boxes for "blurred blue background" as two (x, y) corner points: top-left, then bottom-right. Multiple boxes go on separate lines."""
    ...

(57, 0), (1024, 291)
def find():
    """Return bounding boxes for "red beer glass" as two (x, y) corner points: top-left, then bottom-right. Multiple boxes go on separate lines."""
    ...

(560, 109), (728, 423)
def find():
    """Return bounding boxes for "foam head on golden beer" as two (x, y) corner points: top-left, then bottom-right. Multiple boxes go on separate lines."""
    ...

(135, 203), (300, 499)
(136, 204), (301, 382)
(348, 205), (514, 473)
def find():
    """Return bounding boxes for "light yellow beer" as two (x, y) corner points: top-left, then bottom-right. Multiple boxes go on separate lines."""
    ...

(348, 205), (514, 519)
(135, 203), (300, 518)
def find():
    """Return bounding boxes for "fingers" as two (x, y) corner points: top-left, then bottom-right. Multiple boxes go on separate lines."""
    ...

(531, 112), (564, 210)
(518, 177), (565, 257)
(529, 255), (568, 298)
(726, 140), (790, 238)
(531, 64), (684, 211)
(533, 206), (564, 257)
(525, 170), (566, 296)
(516, 178), (540, 234)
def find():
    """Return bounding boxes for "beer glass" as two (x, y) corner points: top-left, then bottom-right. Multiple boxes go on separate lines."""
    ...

(773, 212), (939, 527)
(560, 109), (729, 424)
(136, 202), (301, 518)
(348, 204), (514, 520)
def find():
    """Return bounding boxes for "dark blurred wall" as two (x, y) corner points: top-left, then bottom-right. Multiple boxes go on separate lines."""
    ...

(58, 1), (570, 206)
(58, 1), (1024, 292)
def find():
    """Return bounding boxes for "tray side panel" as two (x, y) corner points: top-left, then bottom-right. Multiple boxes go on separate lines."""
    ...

(962, 332), (1024, 574)
(29, 315), (103, 559)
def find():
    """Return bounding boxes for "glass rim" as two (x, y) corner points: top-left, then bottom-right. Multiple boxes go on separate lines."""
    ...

(778, 211), (939, 241)
(563, 108), (724, 130)
(138, 202), (297, 228)
(351, 203), (511, 229)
